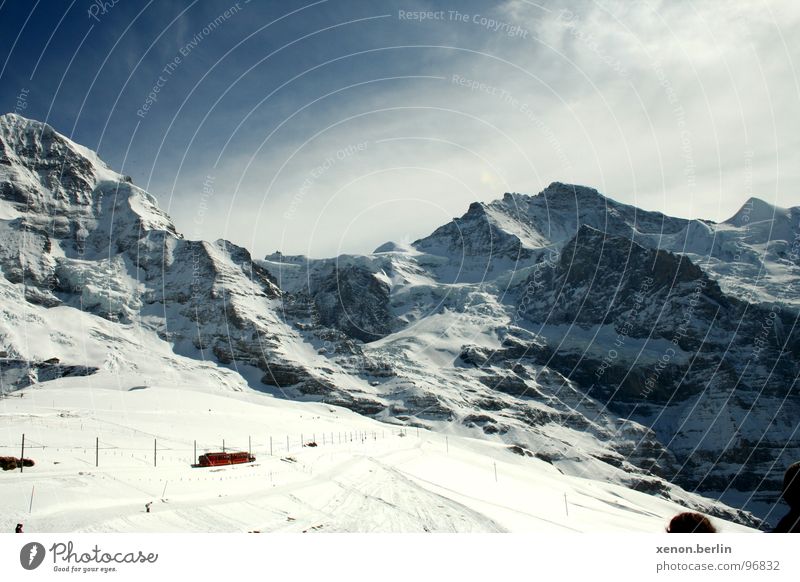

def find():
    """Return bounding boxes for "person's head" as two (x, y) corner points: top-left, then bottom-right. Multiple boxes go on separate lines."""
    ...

(783, 462), (800, 509)
(666, 512), (717, 533)
(15, 523), (23, 531)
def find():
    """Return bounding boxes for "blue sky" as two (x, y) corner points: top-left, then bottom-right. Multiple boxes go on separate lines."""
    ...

(1, 0), (798, 257)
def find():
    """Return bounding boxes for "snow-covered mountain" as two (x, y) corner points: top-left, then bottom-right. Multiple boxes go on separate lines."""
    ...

(2, 113), (797, 529)
(0, 113), (382, 413)
(263, 184), (800, 523)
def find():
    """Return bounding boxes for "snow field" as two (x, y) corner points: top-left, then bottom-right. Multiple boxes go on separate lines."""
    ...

(0, 379), (754, 533)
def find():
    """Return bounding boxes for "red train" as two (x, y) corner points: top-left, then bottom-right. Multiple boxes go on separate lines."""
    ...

(195, 451), (255, 467)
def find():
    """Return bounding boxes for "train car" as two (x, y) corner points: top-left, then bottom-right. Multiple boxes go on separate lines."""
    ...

(195, 451), (255, 467)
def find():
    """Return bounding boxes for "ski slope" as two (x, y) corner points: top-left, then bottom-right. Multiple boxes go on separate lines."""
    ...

(0, 377), (754, 533)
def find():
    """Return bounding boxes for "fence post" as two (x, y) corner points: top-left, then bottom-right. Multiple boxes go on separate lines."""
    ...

(248, 436), (251, 456)
(154, 438), (157, 467)
(270, 436), (273, 456)
(96, 437), (99, 467)
(194, 440), (197, 465)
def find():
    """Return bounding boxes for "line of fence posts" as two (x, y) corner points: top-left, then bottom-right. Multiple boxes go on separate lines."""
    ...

(11, 428), (512, 488)
(10, 426), (411, 472)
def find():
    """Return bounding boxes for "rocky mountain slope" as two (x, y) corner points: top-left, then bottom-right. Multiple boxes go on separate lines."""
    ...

(2, 113), (798, 526)
(0, 113), (380, 412)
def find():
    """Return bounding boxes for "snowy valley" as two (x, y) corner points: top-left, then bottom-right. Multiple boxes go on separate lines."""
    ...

(1, 113), (798, 532)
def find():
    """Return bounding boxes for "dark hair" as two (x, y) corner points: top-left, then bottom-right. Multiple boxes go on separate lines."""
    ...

(666, 512), (717, 533)
(784, 462), (800, 509)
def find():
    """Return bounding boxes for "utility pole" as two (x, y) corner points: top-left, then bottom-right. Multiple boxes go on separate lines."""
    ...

(223, 439), (225, 453)
(20, 433), (25, 473)
(193, 440), (197, 465)
(95, 437), (99, 467)
(269, 436), (273, 456)
(248, 436), (251, 456)
(154, 438), (157, 467)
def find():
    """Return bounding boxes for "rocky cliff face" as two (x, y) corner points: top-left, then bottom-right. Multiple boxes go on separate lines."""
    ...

(0, 114), (383, 412)
(510, 225), (800, 509)
(2, 113), (797, 526)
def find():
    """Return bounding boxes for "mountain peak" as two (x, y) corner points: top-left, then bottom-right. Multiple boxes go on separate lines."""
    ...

(1, 112), (52, 145)
(0, 114), (128, 214)
(466, 200), (488, 214)
(726, 196), (789, 225)
(373, 240), (415, 254)
(0, 112), (62, 146)
(1, 111), (50, 126)
(1, 111), (43, 126)
(538, 181), (606, 201)
(0, 113), (121, 184)
(0, 114), (176, 249)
